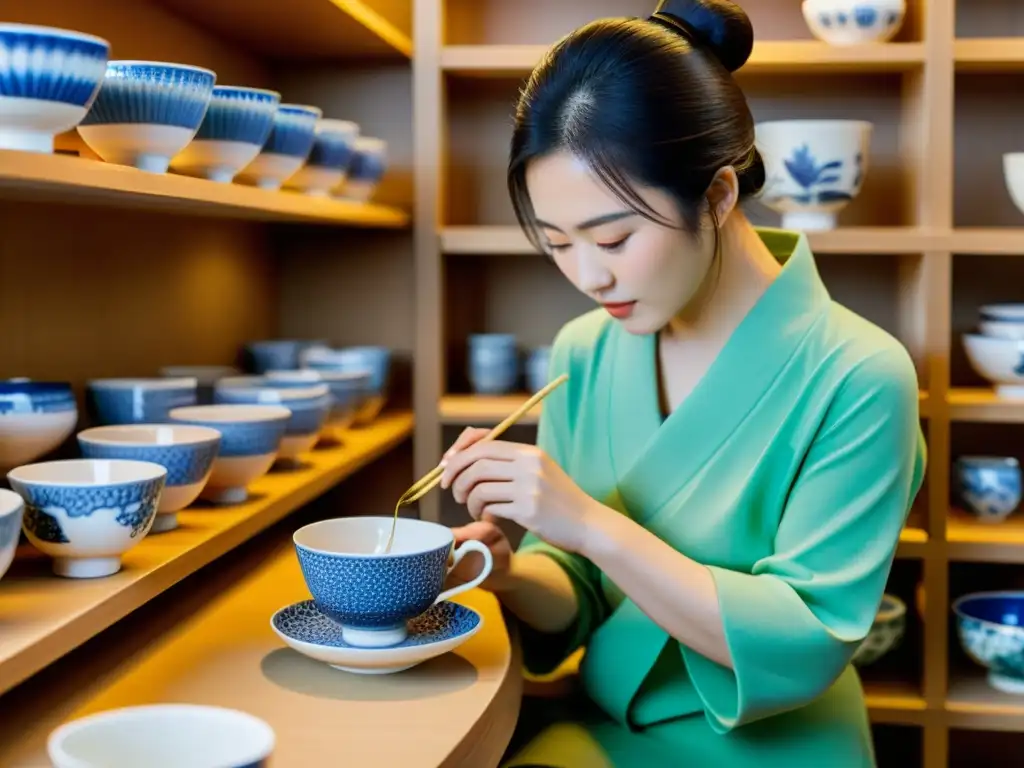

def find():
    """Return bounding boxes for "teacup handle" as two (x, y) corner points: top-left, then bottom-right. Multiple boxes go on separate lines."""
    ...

(435, 540), (494, 604)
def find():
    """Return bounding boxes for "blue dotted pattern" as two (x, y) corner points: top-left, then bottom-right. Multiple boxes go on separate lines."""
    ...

(0, 507), (23, 549)
(170, 416), (286, 457)
(274, 600), (480, 648)
(0, 382), (76, 414)
(295, 543), (451, 629)
(262, 105), (319, 157)
(12, 475), (164, 543)
(0, 28), (108, 105)
(81, 62), (215, 128)
(78, 437), (220, 486)
(193, 87), (279, 144)
(88, 385), (197, 425)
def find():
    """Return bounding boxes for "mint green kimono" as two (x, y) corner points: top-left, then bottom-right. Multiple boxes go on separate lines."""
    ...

(505, 229), (927, 767)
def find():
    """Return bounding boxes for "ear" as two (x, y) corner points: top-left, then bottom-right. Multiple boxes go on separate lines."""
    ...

(705, 166), (739, 226)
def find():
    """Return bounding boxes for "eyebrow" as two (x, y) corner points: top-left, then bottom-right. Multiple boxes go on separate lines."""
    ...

(535, 210), (636, 233)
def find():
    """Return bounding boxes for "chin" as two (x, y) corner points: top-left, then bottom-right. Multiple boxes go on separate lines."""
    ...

(616, 312), (662, 336)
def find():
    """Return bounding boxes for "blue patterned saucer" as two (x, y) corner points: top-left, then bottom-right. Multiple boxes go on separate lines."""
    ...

(270, 600), (482, 674)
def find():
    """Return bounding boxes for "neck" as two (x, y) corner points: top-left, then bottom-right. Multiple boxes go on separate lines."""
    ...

(662, 211), (782, 344)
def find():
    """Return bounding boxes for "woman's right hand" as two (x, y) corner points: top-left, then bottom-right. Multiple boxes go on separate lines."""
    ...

(448, 519), (514, 593)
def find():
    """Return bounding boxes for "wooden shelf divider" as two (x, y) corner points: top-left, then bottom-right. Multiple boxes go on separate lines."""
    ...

(955, 38), (1024, 73)
(0, 411), (413, 698)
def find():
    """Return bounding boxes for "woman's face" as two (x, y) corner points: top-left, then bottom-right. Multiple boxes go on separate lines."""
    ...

(525, 150), (715, 335)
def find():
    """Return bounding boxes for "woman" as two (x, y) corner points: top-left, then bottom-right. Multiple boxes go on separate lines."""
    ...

(439, 1), (926, 765)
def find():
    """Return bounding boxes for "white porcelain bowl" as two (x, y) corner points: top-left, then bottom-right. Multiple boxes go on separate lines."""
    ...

(0, 488), (24, 584)
(802, 0), (906, 45)
(755, 119), (873, 231)
(982, 304), (1024, 323)
(48, 704), (274, 768)
(963, 334), (1024, 397)
(980, 321), (1024, 340)
(7, 459), (166, 578)
(0, 380), (78, 471)
(1004, 155), (1024, 219)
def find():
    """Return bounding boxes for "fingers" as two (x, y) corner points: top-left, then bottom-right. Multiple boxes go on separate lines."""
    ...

(451, 519), (504, 544)
(466, 480), (515, 520)
(439, 440), (525, 489)
(451, 458), (516, 504)
(443, 427), (489, 461)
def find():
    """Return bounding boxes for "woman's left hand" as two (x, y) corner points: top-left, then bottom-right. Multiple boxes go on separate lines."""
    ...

(439, 430), (603, 554)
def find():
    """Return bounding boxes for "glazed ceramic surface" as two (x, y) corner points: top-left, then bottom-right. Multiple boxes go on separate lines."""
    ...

(214, 383), (330, 460)
(851, 593), (906, 667)
(1003, 154), (1024, 219)
(954, 592), (1024, 695)
(468, 334), (519, 395)
(303, 346), (390, 424)
(160, 366), (238, 404)
(802, 0), (905, 45)
(980, 303), (1024, 323)
(244, 340), (307, 373)
(955, 456), (1022, 523)
(88, 378), (198, 425)
(292, 516), (493, 648)
(235, 103), (321, 190)
(756, 119), (872, 231)
(7, 458), (165, 578)
(962, 334), (1024, 397)
(272, 599), (483, 674)
(980, 320), (1024, 341)
(0, 23), (109, 152)
(167, 404), (289, 504)
(526, 346), (553, 394)
(77, 61), (216, 173)
(338, 136), (387, 202)
(169, 85), (280, 182)
(47, 704), (275, 768)
(0, 488), (24, 583)
(78, 425), (222, 532)
(0, 380), (78, 470)
(284, 118), (359, 196)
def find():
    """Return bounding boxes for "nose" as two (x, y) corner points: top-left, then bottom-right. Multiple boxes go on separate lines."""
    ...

(575, 249), (614, 295)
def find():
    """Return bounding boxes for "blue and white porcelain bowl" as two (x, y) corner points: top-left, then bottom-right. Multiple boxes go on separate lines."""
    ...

(525, 346), (552, 394)
(160, 365), (239, 404)
(48, 704), (275, 768)
(303, 346), (390, 424)
(7, 458), (165, 578)
(78, 424), (222, 533)
(214, 383), (330, 461)
(755, 119), (873, 231)
(235, 103), (321, 191)
(851, 593), (906, 667)
(318, 370), (372, 436)
(77, 60), (216, 173)
(0, 488), (24, 584)
(0, 23), (109, 153)
(284, 118), (359, 196)
(167, 404), (290, 504)
(338, 136), (387, 202)
(954, 591), (1024, 695)
(955, 456), (1022, 523)
(169, 85), (280, 182)
(0, 380), (78, 471)
(292, 516), (493, 648)
(469, 334), (519, 395)
(244, 339), (305, 374)
(802, 0), (905, 45)
(962, 334), (1024, 398)
(87, 378), (198, 425)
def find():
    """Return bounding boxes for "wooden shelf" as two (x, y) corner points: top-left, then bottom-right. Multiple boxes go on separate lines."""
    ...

(0, 151), (409, 227)
(947, 507), (1024, 563)
(863, 680), (928, 726)
(440, 226), (946, 256)
(955, 38), (1024, 73)
(948, 388), (1024, 423)
(156, 0), (412, 60)
(441, 41), (924, 78)
(0, 411), (414, 698)
(946, 668), (1024, 730)
(440, 394), (542, 426)
(951, 228), (1024, 255)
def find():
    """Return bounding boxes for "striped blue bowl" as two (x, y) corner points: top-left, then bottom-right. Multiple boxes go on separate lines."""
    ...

(284, 118), (359, 196)
(235, 103), (322, 191)
(340, 136), (387, 202)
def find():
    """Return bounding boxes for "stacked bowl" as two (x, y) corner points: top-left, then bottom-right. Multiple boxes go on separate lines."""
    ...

(235, 104), (322, 190)
(302, 346), (390, 425)
(962, 304), (1024, 397)
(464, 335), (552, 395)
(214, 380), (331, 462)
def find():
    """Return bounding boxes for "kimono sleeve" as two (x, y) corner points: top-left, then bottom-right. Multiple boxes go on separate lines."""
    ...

(680, 347), (927, 733)
(515, 330), (610, 676)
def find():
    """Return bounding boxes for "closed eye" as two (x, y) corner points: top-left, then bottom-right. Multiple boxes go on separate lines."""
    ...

(546, 242), (572, 252)
(598, 235), (631, 253)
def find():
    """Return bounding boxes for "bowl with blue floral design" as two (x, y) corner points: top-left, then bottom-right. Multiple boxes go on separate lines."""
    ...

(954, 591), (1024, 695)
(755, 119), (873, 232)
(802, 0), (905, 45)
(169, 85), (280, 182)
(77, 60), (216, 173)
(0, 380), (78, 471)
(954, 456), (1021, 524)
(214, 382), (330, 462)
(0, 489), (24, 584)
(283, 118), (359, 196)
(7, 458), (165, 578)
(77, 425), (222, 533)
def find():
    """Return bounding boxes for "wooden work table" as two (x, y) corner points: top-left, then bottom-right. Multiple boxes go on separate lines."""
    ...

(0, 526), (523, 768)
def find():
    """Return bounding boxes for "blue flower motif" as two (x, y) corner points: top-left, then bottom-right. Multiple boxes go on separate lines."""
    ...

(854, 7), (878, 28)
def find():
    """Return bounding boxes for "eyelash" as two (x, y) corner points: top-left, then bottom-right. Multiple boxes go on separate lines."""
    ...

(546, 235), (631, 254)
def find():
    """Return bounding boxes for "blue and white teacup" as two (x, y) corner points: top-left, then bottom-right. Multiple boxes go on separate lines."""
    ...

(214, 382), (331, 461)
(47, 704), (275, 768)
(87, 378), (198, 425)
(235, 103), (321, 190)
(338, 136), (387, 201)
(469, 334), (519, 395)
(284, 118), (359, 196)
(293, 516), (494, 648)
(525, 346), (552, 394)
(0, 380), (78, 471)
(78, 425), (222, 533)
(954, 591), (1024, 695)
(955, 456), (1022, 523)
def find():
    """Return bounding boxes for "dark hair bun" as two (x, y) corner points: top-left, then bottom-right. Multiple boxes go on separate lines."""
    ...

(652, 0), (755, 73)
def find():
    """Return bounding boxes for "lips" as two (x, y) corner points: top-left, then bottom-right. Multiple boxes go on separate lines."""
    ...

(601, 301), (636, 320)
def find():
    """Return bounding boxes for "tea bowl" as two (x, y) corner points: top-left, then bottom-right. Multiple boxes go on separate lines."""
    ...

(802, 0), (905, 45)
(851, 593), (906, 667)
(169, 85), (280, 182)
(304, 345), (390, 424)
(266, 369), (368, 438)
(955, 456), (1022, 523)
(0, 380), (78, 471)
(293, 516), (493, 648)
(0, 488), (24, 583)
(284, 118), (359, 196)
(77, 61), (216, 173)
(78, 425), (222, 533)
(159, 366), (239, 404)
(168, 404), (289, 504)
(87, 378), (198, 425)
(954, 591), (1024, 695)
(244, 340), (303, 373)
(468, 333), (519, 395)
(235, 103), (321, 190)
(526, 346), (552, 394)
(48, 704), (275, 768)
(0, 23), (109, 153)
(962, 334), (1024, 397)
(214, 383), (330, 461)
(337, 136), (387, 202)
(7, 458), (166, 578)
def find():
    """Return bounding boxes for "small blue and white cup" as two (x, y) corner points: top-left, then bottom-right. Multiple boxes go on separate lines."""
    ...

(525, 346), (552, 394)
(47, 704), (275, 768)
(0, 380), (78, 471)
(955, 456), (1022, 523)
(338, 136), (387, 201)
(78, 424), (222, 533)
(169, 85), (280, 182)
(293, 516), (494, 648)
(0, 488), (24, 584)
(87, 378), (198, 425)
(468, 334), (519, 395)
(168, 404), (290, 505)
(244, 340), (327, 374)
(235, 103), (322, 190)
(284, 118), (359, 196)
(214, 382), (330, 461)
(7, 458), (166, 578)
